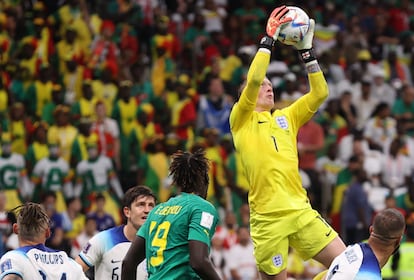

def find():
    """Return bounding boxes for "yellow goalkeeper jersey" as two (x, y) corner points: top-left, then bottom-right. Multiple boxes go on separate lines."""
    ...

(229, 50), (328, 215)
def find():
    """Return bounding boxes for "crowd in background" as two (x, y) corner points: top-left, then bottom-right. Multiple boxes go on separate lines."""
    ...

(1, 0), (414, 279)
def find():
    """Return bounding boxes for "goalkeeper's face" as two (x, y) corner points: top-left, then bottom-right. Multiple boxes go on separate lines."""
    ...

(256, 77), (274, 112)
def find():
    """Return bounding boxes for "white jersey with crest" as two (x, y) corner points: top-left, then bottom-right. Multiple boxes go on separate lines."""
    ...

(0, 244), (87, 280)
(78, 225), (147, 280)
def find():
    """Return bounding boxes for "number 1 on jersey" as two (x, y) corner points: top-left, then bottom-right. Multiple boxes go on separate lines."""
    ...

(149, 221), (171, 266)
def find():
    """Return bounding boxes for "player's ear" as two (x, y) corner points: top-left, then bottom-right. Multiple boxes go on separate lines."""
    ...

(123, 206), (130, 218)
(369, 225), (374, 234)
(45, 227), (51, 239)
(12, 223), (18, 235)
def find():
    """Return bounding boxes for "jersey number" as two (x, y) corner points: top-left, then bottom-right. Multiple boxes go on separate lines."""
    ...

(39, 270), (66, 280)
(149, 221), (171, 267)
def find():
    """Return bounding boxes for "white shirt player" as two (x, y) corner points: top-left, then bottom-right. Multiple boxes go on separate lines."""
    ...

(0, 244), (87, 280)
(78, 225), (147, 280)
(325, 243), (381, 280)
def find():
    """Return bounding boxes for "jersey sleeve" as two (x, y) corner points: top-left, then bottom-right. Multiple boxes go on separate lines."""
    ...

(0, 251), (26, 279)
(325, 244), (361, 280)
(78, 232), (105, 268)
(229, 50), (270, 132)
(284, 71), (329, 131)
(188, 201), (219, 246)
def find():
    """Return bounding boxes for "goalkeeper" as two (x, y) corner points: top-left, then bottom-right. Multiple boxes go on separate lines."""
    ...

(229, 5), (346, 280)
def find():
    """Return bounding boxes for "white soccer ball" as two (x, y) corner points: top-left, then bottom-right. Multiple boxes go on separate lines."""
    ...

(277, 6), (310, 46)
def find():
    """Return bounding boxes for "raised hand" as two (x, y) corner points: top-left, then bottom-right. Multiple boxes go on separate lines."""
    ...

(266, 6), (293, 40)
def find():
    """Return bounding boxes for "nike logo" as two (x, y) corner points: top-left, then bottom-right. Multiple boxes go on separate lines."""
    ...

(325, 229), (332, 237)
(111, 260), (121, 263)
(258, 121), (268, 124)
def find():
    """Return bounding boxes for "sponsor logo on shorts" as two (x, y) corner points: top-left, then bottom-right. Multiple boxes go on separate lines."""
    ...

(272, 254), (283, 267)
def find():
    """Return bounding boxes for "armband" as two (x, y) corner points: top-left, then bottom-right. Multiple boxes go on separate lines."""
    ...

(298, 48), (317, 64)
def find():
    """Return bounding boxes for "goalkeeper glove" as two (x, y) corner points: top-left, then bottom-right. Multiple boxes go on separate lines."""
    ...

(266, 5), (292, 40)
(294, 19), (315, 50)
(294, 19), (317, 64)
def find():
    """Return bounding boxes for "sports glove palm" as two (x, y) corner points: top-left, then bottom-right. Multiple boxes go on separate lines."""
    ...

(293, 19), (315, 50)
(266, 6), (293, 40)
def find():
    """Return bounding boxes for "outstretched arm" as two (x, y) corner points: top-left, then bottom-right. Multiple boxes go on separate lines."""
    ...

(230, 6), (292, 132)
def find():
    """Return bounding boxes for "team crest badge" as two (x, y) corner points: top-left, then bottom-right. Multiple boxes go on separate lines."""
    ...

(272, 254), (283, 267)
(275, 116), (288, 130)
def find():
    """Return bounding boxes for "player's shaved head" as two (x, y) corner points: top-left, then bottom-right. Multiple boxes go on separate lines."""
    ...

(371, 208), (405, 242)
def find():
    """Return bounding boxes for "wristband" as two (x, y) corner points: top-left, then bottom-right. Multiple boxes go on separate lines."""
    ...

(298, 48), (317, 64)
(259, 36), (275, 51)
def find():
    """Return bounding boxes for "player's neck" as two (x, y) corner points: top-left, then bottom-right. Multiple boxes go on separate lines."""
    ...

(368, 241), (394, 268)
(124, 224), (139, 242)
(20, 239), (44, 248)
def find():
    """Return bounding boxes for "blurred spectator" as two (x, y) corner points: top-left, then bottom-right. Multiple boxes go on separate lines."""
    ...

(330, 154), (364, 234)
(341, 168), (372, 245)
(215, 211), (238, 250)
(136, 135), (170, 202)
(42, 84), (64, 125)
(42, 191), (71, 254)
(210, 232), (230, 280)
(74, 134), (123, 225)
(0, 191), (16, 251)
(70, 216), (98, 259)
(92, 67), (118, 116)
(86, 193), (116, 232)
(47, 105), (78, 163)
(370, 67), (396, 107)
(227, 226), (258, 280)
(55, 27), (85, 75)
(395, 178), (414, 214)
(368, 13), (399, 62)
(196, 76), (232, 136)
(71, 80), (98, 123)
(363, 102), (397, 152)
(70, 119), (93, 169)
(279, 72), (302, 108)
(25, 64), (53, 119)
(381, 137), (412, 191)
(200, 0), (227, 34)
(313, 3), (340, 56)
(381, 49), (412, 86)
(90, 100), (120, 167)
(392, 84), (414, 136)
(112, 80), (138, 172)
(233, 0), (265, 44)
(61, 55), (85, 105)
(298, 117), (325, 212)
(338, 90), (357, 131)
(316, 142), (346, 218)
(170, 74), (197, 146)
(7, 102), (29, 155)
(0, 133), (31, 210)
(315, 98), (348, 155)
(352, 76), (380, 130)
(25, 121), (49, 174)
(61, 197), (85, 246)
(30, 137), (73, 210)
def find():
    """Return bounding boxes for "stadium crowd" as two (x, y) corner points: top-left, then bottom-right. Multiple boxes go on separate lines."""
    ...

(0, 0), (414, 279)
